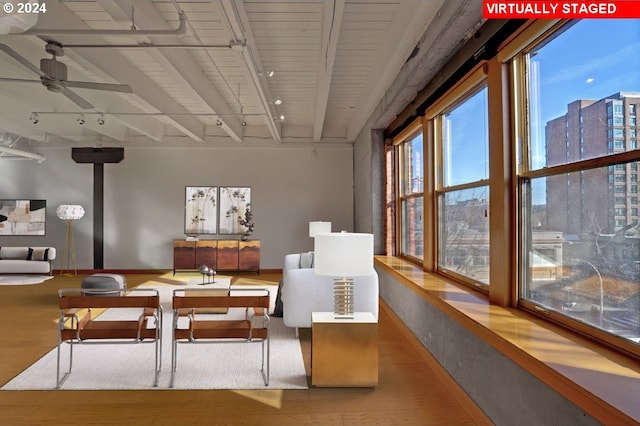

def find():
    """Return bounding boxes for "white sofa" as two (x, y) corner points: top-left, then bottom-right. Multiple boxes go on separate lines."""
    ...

(281, 252), (379, 329)
(0, 247), (56, 274)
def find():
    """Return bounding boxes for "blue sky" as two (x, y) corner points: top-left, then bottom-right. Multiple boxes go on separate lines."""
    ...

(528, 19), (639, 203)
(414, 19), (639, 203)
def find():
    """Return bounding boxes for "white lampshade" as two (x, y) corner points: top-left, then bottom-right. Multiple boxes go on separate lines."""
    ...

(56, 204), (85, 220)
(314, 232), (374, 277)
(309, 221), (331, 237)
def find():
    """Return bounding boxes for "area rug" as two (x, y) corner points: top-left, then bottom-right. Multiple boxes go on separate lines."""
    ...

(0, 275), (54, 285)
(1, 284), (308, 390)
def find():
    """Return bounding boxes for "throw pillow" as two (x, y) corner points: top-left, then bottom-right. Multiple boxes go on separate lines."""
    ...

(299, 251), (314, 268)
(30, 248), (50, 261)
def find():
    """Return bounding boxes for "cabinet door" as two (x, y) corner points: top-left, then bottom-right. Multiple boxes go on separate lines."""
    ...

(195, 240), (217, 270)
(174, 240), (196, 270)
(217, 240), (239, 270)
(239, 240), (260, 271)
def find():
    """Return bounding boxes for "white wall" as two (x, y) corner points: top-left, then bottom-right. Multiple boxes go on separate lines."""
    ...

(0, 144), (353, 270)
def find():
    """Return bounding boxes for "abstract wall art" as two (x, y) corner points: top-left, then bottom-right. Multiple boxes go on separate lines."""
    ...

(0, 199), (46, 235)
(219, 187), (251, 235)
(185, 187), (217, 235)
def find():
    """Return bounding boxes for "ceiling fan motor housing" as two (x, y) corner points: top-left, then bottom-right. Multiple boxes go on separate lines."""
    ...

(40, 58), (67, 92)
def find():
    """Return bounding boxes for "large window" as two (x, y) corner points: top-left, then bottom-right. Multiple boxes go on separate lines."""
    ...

(386, 18), (639, 358)
(397, 126), (424, 260)
(436, 83), (490, 286)
(519, 20), (640, 349)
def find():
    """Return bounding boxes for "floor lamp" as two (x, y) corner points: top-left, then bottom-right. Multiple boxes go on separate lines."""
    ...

(57, 204), (85, 275)
(314, 232), (374, 319)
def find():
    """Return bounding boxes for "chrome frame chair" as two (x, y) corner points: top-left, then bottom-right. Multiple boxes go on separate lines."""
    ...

(170, 287), (270, 388)
(56, 287), (162, 388)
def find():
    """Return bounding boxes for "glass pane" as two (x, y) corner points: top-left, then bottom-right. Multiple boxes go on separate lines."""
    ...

(528, 19), (640, 170)
(523, 164), (640, 344)
(402, 132), (424, 195)
(442, 86), (489, 187)
(401, 197), (423, 259)
(439, 186), (489, 284)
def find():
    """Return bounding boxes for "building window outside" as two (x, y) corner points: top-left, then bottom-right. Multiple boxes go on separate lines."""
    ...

(520, 19), (640, 347)
(437, 85), (490, 286)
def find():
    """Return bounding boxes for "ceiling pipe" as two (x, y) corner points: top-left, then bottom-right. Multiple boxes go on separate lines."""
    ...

(59, 42), (242, 49)
(0, 145), (45, 163)
(19, 10), (187, 37)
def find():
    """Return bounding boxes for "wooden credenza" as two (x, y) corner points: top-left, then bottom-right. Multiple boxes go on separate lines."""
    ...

(173, 239), (260, 274)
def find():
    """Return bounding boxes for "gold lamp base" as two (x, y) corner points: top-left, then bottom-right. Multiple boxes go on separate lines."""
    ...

(333, 278), (354, 319)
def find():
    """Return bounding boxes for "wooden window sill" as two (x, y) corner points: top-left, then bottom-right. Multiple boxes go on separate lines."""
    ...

(375, 255), (640, 425)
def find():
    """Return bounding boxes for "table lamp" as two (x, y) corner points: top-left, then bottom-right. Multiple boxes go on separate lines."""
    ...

(314, 231), (374, 318)
(309, 221), (331, 237)
(56, 204), (85, 275)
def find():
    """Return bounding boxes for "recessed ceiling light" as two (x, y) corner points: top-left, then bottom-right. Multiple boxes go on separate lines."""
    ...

(274, 99), (282, 105)
(267, 70), (275, 77)
(279, 115), (285, 121)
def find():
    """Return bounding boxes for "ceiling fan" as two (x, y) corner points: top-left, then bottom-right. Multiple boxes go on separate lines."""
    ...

(0, 41), (132, 110)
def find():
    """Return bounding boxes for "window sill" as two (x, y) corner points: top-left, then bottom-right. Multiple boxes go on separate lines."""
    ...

(375, 255), (640, 425)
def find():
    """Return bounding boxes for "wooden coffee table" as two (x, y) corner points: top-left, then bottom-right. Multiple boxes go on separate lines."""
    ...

(185, 276), (232, 313)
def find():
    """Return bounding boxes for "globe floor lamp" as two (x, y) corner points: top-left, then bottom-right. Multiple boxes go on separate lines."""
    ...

(314, 232), (374, 319)
(57, 204), (85, 275)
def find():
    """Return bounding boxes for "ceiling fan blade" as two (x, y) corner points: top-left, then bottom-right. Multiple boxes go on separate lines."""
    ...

(0, 77), (41, 84)
(0, 44), (48, 78)
(59, 87), (94, 110)
(65, 80), (133, 94)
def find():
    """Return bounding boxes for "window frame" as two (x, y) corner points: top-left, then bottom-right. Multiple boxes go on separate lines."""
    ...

(426, 67), (491, 291)
(510, 20), (640, 358)
(393, 117), (425, 263)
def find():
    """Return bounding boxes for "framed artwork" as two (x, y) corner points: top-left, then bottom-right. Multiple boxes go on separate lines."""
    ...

(219, 187), (251, 234)
(185, 187), (217, 235)
(0, 199), (46, 236)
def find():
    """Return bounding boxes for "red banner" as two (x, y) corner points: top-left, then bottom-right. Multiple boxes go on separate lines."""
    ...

(483, 1), (640, 18)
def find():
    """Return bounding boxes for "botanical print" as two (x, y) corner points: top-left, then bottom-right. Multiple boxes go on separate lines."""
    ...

(0, 199), (46, 235)
(185, 187), (217, 235)
(219, 187), (251, 234)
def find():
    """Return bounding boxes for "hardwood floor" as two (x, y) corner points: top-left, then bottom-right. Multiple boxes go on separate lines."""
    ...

(0, 272), (490, 425)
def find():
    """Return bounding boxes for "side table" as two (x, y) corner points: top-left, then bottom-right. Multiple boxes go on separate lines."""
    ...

(311, 311), (378, 387)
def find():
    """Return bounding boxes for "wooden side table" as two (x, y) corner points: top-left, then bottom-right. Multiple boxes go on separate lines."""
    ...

(311, 312), (378, 387)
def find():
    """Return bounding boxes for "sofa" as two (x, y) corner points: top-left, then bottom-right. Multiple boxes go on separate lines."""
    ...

(280, 252), (379, 329)
(0, 247), (56, 274)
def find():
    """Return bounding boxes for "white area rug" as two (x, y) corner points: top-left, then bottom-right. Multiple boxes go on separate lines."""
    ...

(1, 284), (309, 390)
(0, 275), (54, 285)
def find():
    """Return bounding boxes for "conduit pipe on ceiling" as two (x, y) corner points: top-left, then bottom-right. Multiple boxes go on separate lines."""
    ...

(0, 145), (45, 163)
(19, 11), (187, 37)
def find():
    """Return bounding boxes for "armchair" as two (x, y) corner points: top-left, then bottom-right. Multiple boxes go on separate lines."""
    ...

(280, 252), (379, 329)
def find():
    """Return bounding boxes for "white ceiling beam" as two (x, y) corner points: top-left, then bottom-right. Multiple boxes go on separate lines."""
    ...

(346, 0), (446, 141)
(313, 0), (344, 142)
(104, 0), (244, 142)
(218, 0), (282, 142)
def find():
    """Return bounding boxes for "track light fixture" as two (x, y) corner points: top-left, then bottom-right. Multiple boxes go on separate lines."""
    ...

(29, 113), (39, 124)
(77, 114), (85, 125)
(267, 70), (275, 77)
(216, 116), (223, 126)
(97, 114), (105, 125)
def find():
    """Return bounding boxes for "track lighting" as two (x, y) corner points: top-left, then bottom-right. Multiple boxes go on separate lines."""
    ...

(216, 117), (223, 126)
(267, 70), (274, 77)
(97, 114), (105, 125)
(29, 113), (39, 125)
(77, 114), (85, 125)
